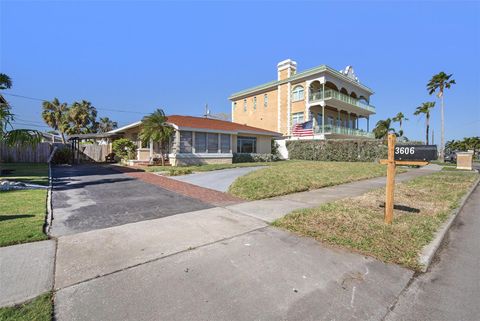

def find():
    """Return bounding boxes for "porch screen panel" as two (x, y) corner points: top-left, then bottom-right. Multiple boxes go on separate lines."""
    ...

(195, 132), (207, 153)
(179, 131), (192, 153)
(220, 134), (231, 153)
(207, 133), (219, 153)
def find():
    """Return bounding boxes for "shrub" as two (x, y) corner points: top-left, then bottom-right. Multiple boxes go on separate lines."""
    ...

(168, 168), (192, 176)
(112, 138), (137, 160)
(233, 153), (279, 163)
(51, 146), (72, 164)
(286, 139), (387, 162)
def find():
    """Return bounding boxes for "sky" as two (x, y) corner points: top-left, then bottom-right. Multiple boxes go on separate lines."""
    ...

(1, 0), (479, 142)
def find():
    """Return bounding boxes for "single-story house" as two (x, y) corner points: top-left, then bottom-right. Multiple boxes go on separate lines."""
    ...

(108, 115), (282, 166)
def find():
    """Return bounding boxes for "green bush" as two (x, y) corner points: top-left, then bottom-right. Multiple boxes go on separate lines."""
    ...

(233, 153), (279, 163)
(112, 138), (136, 160)
(286, 139), (387, 162)
(51, 147), (72, 164)
(168, 168), (192, 176)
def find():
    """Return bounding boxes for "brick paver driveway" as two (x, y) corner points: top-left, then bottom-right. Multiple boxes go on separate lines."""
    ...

(50, 165), (218, 236)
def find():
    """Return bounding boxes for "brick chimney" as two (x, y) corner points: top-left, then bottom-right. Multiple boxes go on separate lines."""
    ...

(277, 59), (297, 81)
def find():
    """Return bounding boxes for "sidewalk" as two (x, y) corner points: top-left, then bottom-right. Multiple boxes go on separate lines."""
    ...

(0, 240), (55, 307)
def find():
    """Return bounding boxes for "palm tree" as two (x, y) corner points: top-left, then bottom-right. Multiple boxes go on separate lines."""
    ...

(0, 73), (12, 90)
(0, 74), (41, 147)
(67, 100), (98, 134)
(139, 108), (174, 166)
(392, 112), (408, 137)
(373, 118), (395, 140)
(42, 98), (70, 143)
(414, 102), (435, 145)
(98, 117), (118, 133)
(427, 72), (455, 161)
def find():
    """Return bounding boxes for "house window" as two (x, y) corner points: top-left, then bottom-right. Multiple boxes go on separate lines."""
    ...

(220, 134), (231, 153)
(253, 97), (257, 110)
(292, 112), (304, 125)
(316, 113), (323, 126)
(237, 136), (257, 153)
(243, 99), (247, 112)
(292, 85), (305, 102)
(207, 133), (218, 153)
(264, 94), (268, 108)
(194, 132), (207, 153)
(179, 131), (192, 153)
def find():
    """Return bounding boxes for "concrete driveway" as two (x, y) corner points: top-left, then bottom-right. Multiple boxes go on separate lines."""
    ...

(170, 166), (263, 192)
(50, 165), (213, 236)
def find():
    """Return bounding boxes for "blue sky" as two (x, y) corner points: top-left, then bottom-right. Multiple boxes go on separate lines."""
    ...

(1, 0), (479, 141)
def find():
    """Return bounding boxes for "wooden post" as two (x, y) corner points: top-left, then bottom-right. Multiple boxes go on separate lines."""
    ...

(385, 133), (396, 224)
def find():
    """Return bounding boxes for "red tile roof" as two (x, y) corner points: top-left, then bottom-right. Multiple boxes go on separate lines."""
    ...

(165, 115), (281, 136)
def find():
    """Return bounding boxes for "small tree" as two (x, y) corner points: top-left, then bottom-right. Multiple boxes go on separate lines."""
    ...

(42, 98), (70, 143)
(139, 109), (173, 166)
(112, 138), (136, 161)
(373, 118), (395, 140)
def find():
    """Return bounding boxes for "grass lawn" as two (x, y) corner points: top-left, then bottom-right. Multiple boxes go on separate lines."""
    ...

(0, 163), (49, 247)
(0, 163), (49, 186)
(273, 170), (479, 270)
(143, 162), (270, 174)
(228, 161), (401, 200)
(0, 293), (52, 321)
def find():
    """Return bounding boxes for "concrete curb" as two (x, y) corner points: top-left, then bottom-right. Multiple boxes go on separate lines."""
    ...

(44, 161), (54, 235)
(418, 173), (480, 272)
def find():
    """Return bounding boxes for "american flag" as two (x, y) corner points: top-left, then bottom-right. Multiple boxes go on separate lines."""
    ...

(292, 120), (314, 137)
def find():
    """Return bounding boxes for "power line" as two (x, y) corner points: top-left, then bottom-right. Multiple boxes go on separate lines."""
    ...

(2, 92), (149, 115)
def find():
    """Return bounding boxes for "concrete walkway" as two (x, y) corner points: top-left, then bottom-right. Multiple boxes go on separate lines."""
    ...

(53, 165), (442, 320)
(385, 184), (480, 321)
(169, 166), (263, 192)
(0, 240), (55, 307)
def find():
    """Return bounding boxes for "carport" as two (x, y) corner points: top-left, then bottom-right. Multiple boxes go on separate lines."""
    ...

(68, 133), (121, 163)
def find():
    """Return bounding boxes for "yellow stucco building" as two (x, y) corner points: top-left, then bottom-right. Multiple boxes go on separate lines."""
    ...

(229, 59), (376, 139)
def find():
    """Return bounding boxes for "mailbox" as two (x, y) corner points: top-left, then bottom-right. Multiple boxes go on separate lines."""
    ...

(394, 145), (438, 161)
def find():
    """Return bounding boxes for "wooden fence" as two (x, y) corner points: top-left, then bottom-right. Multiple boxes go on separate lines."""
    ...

(78, 144), (110, 163)
(0, 142), (58, 163)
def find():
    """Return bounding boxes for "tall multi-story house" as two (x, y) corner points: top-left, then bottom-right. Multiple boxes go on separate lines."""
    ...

(229, 59), (376, 139)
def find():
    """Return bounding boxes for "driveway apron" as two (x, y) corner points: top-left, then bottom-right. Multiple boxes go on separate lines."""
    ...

(50, 165), (213, 236)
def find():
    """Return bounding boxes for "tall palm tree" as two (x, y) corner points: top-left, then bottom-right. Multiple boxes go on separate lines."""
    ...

(0, 73), (12, 90)
(414, 102), (435, 145)
(427, 72), (455, 161)
(98, 117), (118, 133)
(140, 108), (174, 166)
(392, 112), (408, 137)
(373, 118), (395, 140)
(67, 100), (98, 134)
(42, 98), (70, 143)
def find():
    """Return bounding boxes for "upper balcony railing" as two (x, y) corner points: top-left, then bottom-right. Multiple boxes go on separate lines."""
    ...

(309, 89), (376, 113)
(314, 124), (374, 138)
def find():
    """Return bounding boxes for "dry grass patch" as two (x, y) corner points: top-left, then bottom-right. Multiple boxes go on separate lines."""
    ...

(273, 171), (478, 270)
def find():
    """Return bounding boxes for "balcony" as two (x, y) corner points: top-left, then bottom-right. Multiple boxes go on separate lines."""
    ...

(309, 89), (376, 114)
(314, 124), (374, 138)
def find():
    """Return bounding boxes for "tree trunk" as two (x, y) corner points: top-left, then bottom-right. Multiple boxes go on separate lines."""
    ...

(440, 94), (445, 162)
(426, 116), (430, 145)
(60, 132), (66, 144)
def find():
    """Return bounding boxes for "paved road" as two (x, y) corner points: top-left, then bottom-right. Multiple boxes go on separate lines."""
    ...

(50, 165), (212, 236)
(170, 166), (263, 192)
(386, 183), (480, 321)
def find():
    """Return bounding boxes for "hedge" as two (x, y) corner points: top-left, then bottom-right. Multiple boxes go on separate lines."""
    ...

(286, 139), (387, 162)
(232, 153), (279, 163)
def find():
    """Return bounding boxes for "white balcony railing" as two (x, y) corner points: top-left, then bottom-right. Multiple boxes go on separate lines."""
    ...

(309, 89), (376, 113)
(314, 124), (374, 138)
